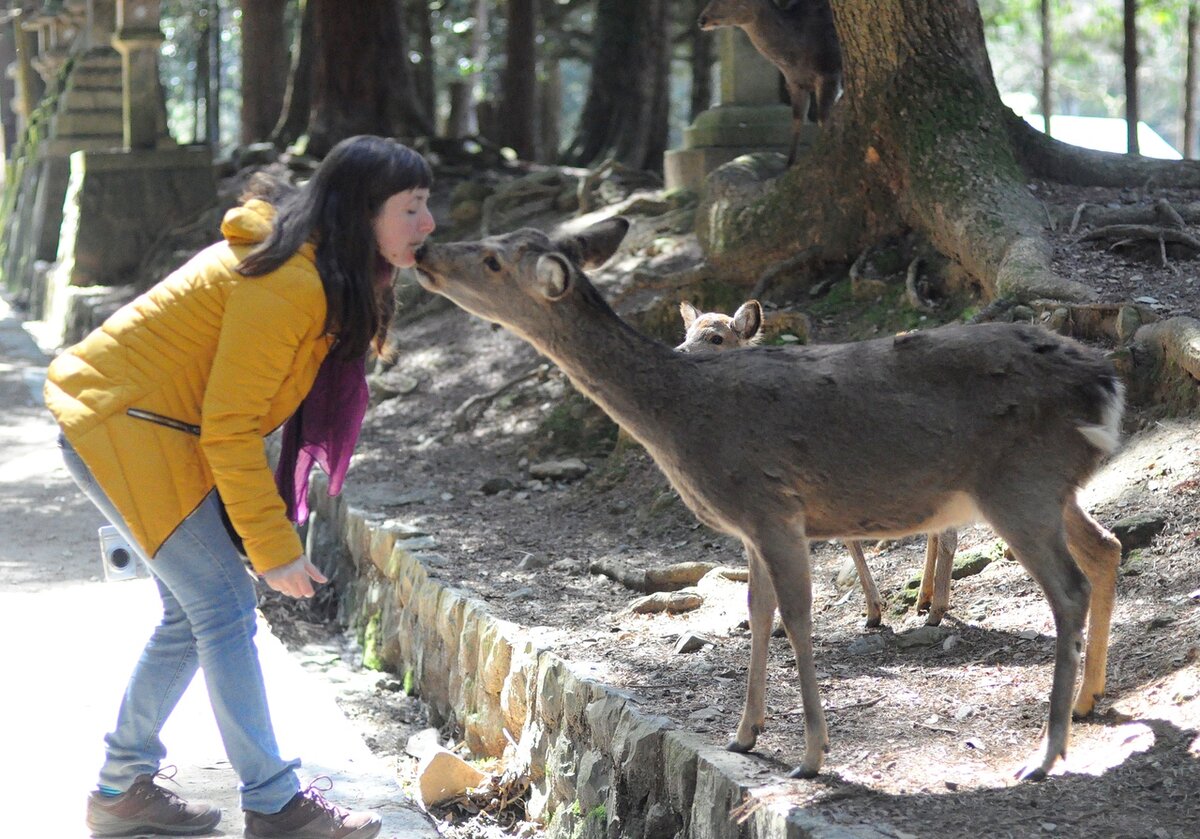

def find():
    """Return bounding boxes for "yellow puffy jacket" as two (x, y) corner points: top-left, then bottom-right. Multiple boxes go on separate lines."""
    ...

(44, 199), (333, 573)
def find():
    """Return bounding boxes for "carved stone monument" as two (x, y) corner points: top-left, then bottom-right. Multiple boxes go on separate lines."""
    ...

(664, 29), (805, 192)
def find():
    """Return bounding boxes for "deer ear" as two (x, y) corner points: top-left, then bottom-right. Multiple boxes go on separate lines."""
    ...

(535, 254), (570, 300)
(679, 301), (699, 329)
(732, 300), (764, 340)
(553, 217), (630, 269)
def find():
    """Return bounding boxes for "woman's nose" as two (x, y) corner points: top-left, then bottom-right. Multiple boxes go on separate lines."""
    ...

(421, 210), (436, 234)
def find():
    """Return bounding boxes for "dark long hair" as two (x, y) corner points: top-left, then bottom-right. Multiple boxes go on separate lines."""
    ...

(237, 135), (433, 360)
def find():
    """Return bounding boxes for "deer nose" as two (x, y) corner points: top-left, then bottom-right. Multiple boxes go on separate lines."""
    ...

(414, 243), (429, 263)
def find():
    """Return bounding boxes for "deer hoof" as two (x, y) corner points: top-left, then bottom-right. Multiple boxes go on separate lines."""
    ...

(787, 762), (820, 780)
(863, 612), (882, 629)
(1072, 694), (1100, 719)
(924, 609), (946, 627)
(727, 723), (761, 753)
(1015, 764), (1048, 783)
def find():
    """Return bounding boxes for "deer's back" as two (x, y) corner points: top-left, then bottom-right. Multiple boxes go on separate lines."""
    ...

(646, 323), (1118, 541)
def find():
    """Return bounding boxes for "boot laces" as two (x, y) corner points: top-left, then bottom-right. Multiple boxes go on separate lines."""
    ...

(297, 776), (348, 824)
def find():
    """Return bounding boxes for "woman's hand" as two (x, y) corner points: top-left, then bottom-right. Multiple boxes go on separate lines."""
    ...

(261, 554), (328, 598)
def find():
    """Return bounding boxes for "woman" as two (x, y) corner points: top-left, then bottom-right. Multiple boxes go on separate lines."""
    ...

(45, 135), (435, 839)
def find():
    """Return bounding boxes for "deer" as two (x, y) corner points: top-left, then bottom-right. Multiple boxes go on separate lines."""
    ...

(698, 0), (844, 165)
(414, 218), (1124, 781)
(676, 299), (958, 629)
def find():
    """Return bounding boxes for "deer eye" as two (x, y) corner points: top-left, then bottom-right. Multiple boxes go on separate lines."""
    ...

(709, 335), (724, 345)
(484, 256), (501, 272)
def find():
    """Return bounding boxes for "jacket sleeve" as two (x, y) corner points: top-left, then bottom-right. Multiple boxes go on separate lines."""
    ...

(201, 273), (323, 573)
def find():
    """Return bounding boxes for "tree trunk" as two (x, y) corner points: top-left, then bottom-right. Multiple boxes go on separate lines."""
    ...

(690, 0), (714, 121)
(564, 0), (670, 171)
(500, 0), (538, 160)
(1040, 0), (1052, 138)
(306, 0), (433, 157)
(271, 0), (315, 148)
(705, 0), (1200, 303)
(208, 0), (221, 148)
(1124, 0), (1139, 155)
(407, 0), (436, 134)
(540, 57), (562, 163)
(240, 0), (289, 145)
(1186, 1), (1199, 159)
(194, 4), (210, 143)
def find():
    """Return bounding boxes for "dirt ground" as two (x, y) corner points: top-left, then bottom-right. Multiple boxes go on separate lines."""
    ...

(260, 175), (1200, 839)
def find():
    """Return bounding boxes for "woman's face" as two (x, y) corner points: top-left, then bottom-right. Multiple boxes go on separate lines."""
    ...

(374, 188), (435, 269)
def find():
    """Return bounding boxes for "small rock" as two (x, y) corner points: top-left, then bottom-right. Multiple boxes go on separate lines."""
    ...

(628, 590), (704, 615)
(516, 553), (550, 570)
(405, 727), (443, 759)
(1040, 822), (1058, 833)
(848, 634), (890, 656)
(674, 632), (715, 654)
(894, 625), (951, 649)
(528, 458), (589, 480)
(505, 586), (536, 601)
(943, 634), (961, 652)
(1112, 514), (1167, 554)
(480, 477), (516, 495)
(951, 551), (993, 580)
(1018, 629), (1040, 641)
(835, 557), (861, 588)
(417, 748), (487, 808)
(687, 705), (722, 722)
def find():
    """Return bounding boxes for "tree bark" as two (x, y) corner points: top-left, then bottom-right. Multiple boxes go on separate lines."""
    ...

(500, 0), (538, 160)
(406, 0), (436, 134)
(690, 0), (714, 121)
(1124, 0), (1139, 155)
(564, 0), (670, 171)
(307, 0), (433, 157)
(240, 0), (289, 145)
(271, 0), (315, 148)
(1040, 0), (1052, 138)
(540, 57), (562, 163)
(1186, 2), (1199, 159)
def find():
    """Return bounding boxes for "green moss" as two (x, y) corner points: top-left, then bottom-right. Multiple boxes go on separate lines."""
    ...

(360, 612), (383, 671)
(534, 391), (618, 458)
(402, 667), (416, 696)
(587, 805), (607, 821)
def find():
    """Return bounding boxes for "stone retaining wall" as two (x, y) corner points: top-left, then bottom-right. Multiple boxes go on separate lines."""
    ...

(306, 473), (886, 839)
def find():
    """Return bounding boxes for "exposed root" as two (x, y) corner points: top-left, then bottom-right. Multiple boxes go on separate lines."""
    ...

(904, 257), (936, 312)
(452, 364), (550, 431)
(1079, 225), (1200, 252)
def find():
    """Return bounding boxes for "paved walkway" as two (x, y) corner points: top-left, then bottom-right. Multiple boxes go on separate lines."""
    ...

(0, 293), (437, 838)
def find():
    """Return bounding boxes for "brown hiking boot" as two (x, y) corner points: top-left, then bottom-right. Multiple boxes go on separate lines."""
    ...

(86, 769), (222, 837)
(243, 778), (381, 839)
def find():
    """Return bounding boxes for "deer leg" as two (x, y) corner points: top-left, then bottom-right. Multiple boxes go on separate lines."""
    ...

(916, 533), (939, 615)
(730, 543), (777, 753)
(984, 504), (1090, 781)
(844, 540), (884, 627)
(813, 75), (841, 125)
(786, 88), (808, 166)
(756, 526), (828, 778)
(925, 528), (958, 626)
(1064, 498), (1121, 718)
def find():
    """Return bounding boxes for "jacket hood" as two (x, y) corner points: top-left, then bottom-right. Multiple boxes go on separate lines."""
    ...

(221, 198), (276, 247)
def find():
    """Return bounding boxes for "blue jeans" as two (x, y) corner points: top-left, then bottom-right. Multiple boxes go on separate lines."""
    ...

(59, 434), (300, 813)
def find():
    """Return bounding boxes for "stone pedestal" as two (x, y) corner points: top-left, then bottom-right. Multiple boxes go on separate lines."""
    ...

(41, 145), (215, 346)
(112, 0), (163, 150)
(664, 29), (797, 192)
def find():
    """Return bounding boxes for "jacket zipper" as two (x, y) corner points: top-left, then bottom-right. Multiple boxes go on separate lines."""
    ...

(126, 408), (201, 437)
